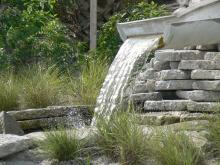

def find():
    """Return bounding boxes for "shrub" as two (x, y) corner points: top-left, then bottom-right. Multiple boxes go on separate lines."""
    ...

(95, 110), (151, 164)
(0, 74), (19, 111)
(20, 65), (63, 108)
(97, 1), (170, 61)
(38, 128), (85, 161)
(67, 57), (108, 105)
(151, 129), (203, 165)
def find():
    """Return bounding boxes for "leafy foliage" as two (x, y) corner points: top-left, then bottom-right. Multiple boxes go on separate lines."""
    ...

(97, 1), (169, 61)
(0, 0), (78, 71)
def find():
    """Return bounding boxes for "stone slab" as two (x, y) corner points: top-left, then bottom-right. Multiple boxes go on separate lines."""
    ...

(178, 60), (215, 70)
(0, 134), (31, 158)
(9, 106), (90, 121)
(155, 50), (204, 62)
(187, 101), (219, 112)
(156, 70), (190, 80)
(0, 112), (24, 135)
(146, 80), (156, 92)
(131, 92), (162, 102)
(155, 80), (194, 90)
(138, 69), (156, 81)
(204, 52), (220, 61)
(176, 90), (220, 102)
(144, 100), (191, 111)
(133, 84), (148, 93)
(153, 60), (170, 71)
(193, 81), (220, 91)
(191, 70), (220, 80)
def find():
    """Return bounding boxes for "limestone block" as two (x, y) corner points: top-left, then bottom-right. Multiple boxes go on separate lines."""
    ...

(196, 44), (218, 51)
(156, 70), (190, 80)
(133, 84), (148, 93)
(170, 62), (179, 69)
(146, 80), (156, 92)
(178, 60), (215, 70)
(191, 70), (220, 80)
(155, 50), (204, 62)
(204, 52), (220, 61)
(176, 90), (220, 102)
(153, 60), (170, 71)
(144, 100), (191, 111)
(193, 81), (220, 91)
(0, 134), (31, 158)
(0, 112), (24, 135)
(155, 80), (194, 90)
(187, 101), (219, 112)
(131, 92), (162, 102)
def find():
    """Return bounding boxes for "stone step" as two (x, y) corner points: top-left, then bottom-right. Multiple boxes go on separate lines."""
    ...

(155, 50), (204, 62)
(144, 100), (191, 111)
(176, 90), (220, 102)
(155, 80), (194, 90)
(187, 101), (219, 112)
(131, 92), (162, 102)
(178, 60), (215, 70)
(133, 83), (148, 93)
(155, 70), (190, 80)
(193, 81), (220, 91)
(191, 70), (220, 80)
(137, 112), (212, 126)
(204, 52), (220, 61)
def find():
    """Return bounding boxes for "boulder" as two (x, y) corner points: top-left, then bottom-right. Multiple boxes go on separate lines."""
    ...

(191, 70), (220, 80)
(0, 111), (24, 135)
(0, 134), (31, 158)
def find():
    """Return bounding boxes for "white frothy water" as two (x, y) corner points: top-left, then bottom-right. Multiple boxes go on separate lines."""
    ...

(92, 36), (162, 124)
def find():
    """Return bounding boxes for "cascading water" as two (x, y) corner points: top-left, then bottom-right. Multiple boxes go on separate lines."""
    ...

(92, 35), (162, 123)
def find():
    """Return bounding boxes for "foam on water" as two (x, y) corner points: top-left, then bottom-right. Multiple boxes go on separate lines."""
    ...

(92, 35), (162, 123)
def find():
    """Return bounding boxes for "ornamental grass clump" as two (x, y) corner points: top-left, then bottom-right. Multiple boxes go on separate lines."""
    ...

(0, 75), (19, 111)
(95, 110), (151, 165)
(39, 128), (85, 161)
(21, 65), (63, 108)
(151, 129), (203, 165)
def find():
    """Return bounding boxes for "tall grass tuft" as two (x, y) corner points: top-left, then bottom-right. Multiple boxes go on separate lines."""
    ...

(68, 58), (108, 105)
(151, 129), (203, 165)
(39, 128), (85, 161)
(21, 65), (63, 108)
(95, 109), (151, 165)
(0, 74), (19, 111)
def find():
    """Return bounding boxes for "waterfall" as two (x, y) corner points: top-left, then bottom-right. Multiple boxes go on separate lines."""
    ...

(93, 35), (162, 123)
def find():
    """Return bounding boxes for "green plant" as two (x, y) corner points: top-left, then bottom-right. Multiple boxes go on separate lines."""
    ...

(97, 1), (169, 61)
(67, 57), (108, 105)
(38, 128), (85, 161)
(151, 129), (203, 165)
(21, 65), (63, 108)
(95, 110), (151, 164)
(0, 74), (19, 111)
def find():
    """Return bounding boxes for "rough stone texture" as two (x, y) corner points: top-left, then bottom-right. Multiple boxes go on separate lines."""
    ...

(146, 80), (156, 92)
(144, 100), (191, 111)
(191, 70), (220, 80)
(9, 106), (90, 121)
(196, 44), (218, 51)
(178, 60), (215, 70)
(138, 69), (156, 81)
(0, 112), (24, 135)
(177, 90), (220, 102)
(155, 50), (204, 62)
(153, 60), (170, 71)
(170, 62), (180, 69)
(131, 92), (162, 102)
(187, 101), (219, 112)
(156, 70), (190, 80)
(204, 52), (220, 61)
(155, 80), (194, 90)
(133, 83), (148, 93)
(193, 81), (220, 91)
(0, 134), (31, 158)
